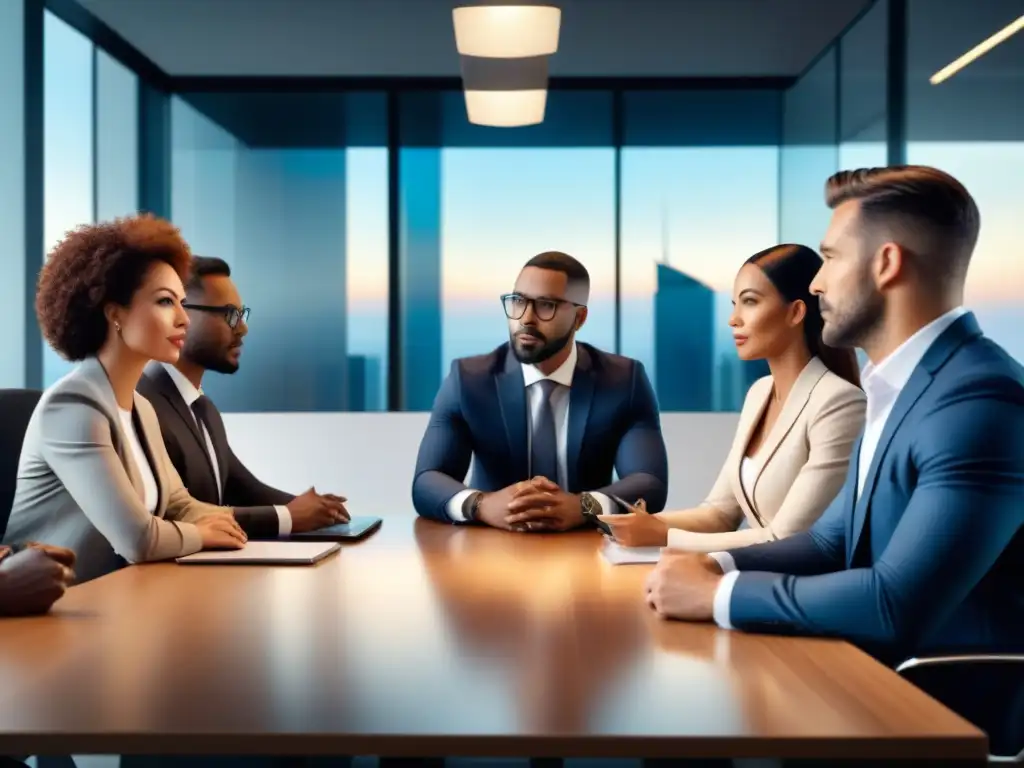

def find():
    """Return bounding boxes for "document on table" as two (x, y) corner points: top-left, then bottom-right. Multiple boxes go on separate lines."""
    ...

(600, 539), (662, 565)
(176, 541), (340, 565)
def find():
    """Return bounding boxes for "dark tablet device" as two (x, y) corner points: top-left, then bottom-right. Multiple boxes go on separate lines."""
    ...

(290, 516), (383, 542)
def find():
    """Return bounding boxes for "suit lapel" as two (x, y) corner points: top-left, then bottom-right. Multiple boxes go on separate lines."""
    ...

(566, 346), (595, 491)
(748, 359), (828, 511)
(847, 312), (982, 559)
(733, 382), (771, 521)
(131, 397), (167, 513)
(145, 366), (221, 494)
(496, 350), (529, 481)
(848, 368), (932, 558)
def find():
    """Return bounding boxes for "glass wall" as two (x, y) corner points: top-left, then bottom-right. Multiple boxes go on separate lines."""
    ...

(905, 0), (1024, 365)
(171, 91), (390, 412)
(621, 91), (779, 411)
(779, 49), (838, 249)
(95, 50), (139, 221)
(42, 10), (94, 387)
(839, 0), (888, 169)
(398, 90), (616, 411)
(0, 0), (27, 386)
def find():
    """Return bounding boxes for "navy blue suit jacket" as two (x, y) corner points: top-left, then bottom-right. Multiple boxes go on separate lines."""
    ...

(412, 342), (669, 522)
(725, 313), (1024, 661)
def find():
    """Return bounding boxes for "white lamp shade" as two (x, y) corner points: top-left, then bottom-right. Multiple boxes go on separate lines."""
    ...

(464, 89), (548, 127)
(453, 5), (561, 58)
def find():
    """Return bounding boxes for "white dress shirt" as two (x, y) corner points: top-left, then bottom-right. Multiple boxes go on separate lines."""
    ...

(162, 364), (292, 536)
(118, 408), (158, 514)
(708, 307), (967, 629)
(447, 342), (615, 521)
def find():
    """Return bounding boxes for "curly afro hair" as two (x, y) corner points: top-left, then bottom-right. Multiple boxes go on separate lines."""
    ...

(36, 214), (193, 361)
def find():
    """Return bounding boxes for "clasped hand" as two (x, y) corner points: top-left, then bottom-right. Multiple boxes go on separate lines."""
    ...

(476, 476), (585, 532)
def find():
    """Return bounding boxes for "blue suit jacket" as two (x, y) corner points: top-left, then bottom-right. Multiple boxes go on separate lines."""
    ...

(412, 342), (669, 522)
(725, 313), (1024, 661)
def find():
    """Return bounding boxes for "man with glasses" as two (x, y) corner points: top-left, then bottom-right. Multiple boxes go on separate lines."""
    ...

(137, 256), (349, 539)
(412, 251), (669, 531)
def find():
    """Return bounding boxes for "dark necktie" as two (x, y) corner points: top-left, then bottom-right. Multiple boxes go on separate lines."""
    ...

(531, 379), (560, 483)
(190, 395), (222, 501)
(190, 394), (214, 433)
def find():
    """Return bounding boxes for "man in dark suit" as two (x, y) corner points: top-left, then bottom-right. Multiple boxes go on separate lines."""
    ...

(137, 256), (348, 538)
(645, 166), (1024, 664)
(413, 251), (669, 532)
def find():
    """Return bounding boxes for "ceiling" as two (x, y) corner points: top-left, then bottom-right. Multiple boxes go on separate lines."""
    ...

(76, 0), (873, 78)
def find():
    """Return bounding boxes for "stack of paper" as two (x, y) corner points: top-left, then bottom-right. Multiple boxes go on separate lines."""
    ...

(600, 540), (662, 565)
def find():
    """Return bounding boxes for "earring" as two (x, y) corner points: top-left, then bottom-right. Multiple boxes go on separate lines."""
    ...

(114, 322), (122, 334)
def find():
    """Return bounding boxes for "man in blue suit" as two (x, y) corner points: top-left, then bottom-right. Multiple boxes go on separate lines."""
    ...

(412, 251), (669, 531)
(645, 165), (1024, 665)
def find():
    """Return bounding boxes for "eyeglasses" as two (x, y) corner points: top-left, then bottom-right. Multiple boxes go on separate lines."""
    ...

(501, 293), (584, 322)
(182, 303), (251, 329)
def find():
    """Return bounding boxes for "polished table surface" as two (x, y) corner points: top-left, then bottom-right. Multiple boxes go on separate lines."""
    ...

(0, 519), (985, 760)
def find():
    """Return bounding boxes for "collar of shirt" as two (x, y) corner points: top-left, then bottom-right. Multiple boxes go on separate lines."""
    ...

(521, 341), (577, 389)
(861, 306), (967, 411)
(162, 362), (203, 407)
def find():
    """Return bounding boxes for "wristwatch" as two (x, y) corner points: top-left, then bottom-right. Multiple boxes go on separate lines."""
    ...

(579, 492), (600, 526)
(463, 491), (483, 523)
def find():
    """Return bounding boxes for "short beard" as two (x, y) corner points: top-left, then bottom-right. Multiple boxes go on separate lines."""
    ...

(182, 339), (239, 375)
(822, 287), (885, 350)
(510, 327), (574, 365)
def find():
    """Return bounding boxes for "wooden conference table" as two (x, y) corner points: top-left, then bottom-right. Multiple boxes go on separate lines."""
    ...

(0, 519), (985, 762)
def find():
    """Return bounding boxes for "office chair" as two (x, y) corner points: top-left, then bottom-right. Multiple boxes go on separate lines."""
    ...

(0, 389), (42, 539)
(897, 654), (1024, 763)
(0, 391), (75, 768)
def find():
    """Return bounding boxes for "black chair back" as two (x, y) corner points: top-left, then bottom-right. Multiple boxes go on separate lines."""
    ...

(899, 656), (1024, 763)
(0, 389), (42, 539)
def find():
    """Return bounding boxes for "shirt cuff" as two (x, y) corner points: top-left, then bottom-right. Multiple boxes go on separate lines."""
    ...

(709, 550), (737, 573)
(447, 489), (476, 522)
(275, 505), (292, 537)
(713, 569), (740, 630)
(588, 491), (615, 516)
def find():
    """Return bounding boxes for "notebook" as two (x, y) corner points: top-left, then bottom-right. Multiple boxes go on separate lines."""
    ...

(600, 539), (662, 565)
(176, 541), (341, 565)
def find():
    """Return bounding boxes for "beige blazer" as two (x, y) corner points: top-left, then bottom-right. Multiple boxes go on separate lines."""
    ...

(662, 357), (866, 551)
(3, 357), (232, 583)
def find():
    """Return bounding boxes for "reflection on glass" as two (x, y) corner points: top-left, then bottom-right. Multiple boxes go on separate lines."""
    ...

(170, 93), (389, 412)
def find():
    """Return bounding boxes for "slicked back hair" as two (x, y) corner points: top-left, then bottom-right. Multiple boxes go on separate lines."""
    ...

(825, 165), (980, 289)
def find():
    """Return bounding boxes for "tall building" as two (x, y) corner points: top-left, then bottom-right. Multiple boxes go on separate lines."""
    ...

(654, 264), (716, 411)
(654, 204), (767, 412)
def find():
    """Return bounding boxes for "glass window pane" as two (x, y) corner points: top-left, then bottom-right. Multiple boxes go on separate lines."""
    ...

(346, 148), (389, 412)
(780, 48), (838, 248)
(440, 148), (616, 371)
(96, 49), (139, 220)
(398, 90), (615, 412)
(171, 92), (389, 412)
(43, 11), (94, 387)
(0, 0), (26, 386)
(906, 0), (1024, 366)
(622, 147), (777, 412)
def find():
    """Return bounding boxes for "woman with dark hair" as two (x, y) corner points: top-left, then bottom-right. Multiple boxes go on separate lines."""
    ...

(3, 215), (247, 583)
(601, 244), (866, 552)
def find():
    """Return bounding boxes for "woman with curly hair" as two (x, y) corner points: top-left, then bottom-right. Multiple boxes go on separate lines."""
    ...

(3, 214), (247, 583)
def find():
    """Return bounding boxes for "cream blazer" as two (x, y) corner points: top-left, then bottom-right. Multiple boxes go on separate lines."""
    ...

(663, 356), (866, 551)
(3, 357), (233, 583)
